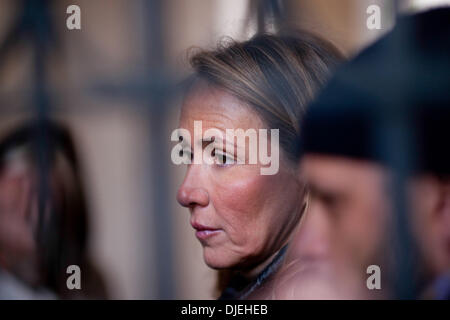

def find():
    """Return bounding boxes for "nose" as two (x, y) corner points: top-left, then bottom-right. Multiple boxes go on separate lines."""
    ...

(176, 165), (209, 208)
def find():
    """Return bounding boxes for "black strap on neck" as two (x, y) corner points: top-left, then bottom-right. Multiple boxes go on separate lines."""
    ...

(219, 244), (288, 300)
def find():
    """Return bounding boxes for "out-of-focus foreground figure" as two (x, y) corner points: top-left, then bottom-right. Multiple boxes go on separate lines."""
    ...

(250, 8), (450, 300)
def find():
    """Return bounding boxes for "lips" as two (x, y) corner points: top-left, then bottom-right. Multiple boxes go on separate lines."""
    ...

(191, 221), (221, 240)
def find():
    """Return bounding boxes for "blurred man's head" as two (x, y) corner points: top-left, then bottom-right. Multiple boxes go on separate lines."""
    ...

(300, 155), (391, 276)
(294, 8), (450, 298)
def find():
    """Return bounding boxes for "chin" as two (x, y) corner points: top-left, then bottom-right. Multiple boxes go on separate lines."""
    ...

(203, 247), (239, 270)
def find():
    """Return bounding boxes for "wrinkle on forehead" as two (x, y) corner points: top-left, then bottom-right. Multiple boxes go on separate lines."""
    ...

(180, 84), (264, 133)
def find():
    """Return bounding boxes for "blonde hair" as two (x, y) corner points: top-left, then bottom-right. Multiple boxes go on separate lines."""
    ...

(190, 31), (343, 163)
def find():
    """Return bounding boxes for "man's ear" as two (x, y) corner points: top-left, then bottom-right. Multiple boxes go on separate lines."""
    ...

(409, 175), (450, 276)
(432, 178), (450, 272)
(439, 181), (450, 237)
(423, 176), (450, 222)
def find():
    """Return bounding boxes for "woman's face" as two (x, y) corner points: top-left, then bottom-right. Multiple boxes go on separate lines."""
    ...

(176, 84), (304, 271)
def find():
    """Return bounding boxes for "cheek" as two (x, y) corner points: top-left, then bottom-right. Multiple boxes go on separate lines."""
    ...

(210, 167), (277, 246)
(344, 189), (390, 264)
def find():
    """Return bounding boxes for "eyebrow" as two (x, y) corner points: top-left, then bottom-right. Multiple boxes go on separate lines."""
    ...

(179, 128), (249, 156)
(199, 135), (238, 153)
(308, 181), (347, 203)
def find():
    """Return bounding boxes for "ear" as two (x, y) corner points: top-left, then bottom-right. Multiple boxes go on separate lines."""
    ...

(429, 178), (450, 226)
(419, 176), (450, 221)
(431, 178), (450, 272)
(409, 175), (450, 276)
(439, 181), (450, 238)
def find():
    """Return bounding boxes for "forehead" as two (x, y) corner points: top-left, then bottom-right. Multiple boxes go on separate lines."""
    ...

(179, 84), (264, 132)
(301, 154), (387, 195)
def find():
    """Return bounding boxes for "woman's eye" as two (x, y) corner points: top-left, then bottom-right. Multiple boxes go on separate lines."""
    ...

(180, 149), (193, 162)
(213, 149), (233, 166)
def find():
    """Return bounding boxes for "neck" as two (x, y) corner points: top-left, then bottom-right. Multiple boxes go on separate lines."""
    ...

(240, 246), (286, 280)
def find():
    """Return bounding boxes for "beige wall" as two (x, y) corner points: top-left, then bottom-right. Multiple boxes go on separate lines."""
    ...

(286, 0), (395, 56)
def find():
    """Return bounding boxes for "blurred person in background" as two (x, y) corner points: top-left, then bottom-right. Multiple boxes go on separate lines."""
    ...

(176, 31), (343, 299)
(0, 121), (108, 299)
(249, 8), (450, 300)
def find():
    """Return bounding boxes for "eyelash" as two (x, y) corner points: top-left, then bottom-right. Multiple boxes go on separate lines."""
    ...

(212, 149), (234, 167)
(180, 149), (193, 162)
(179, 148), (235, 166)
